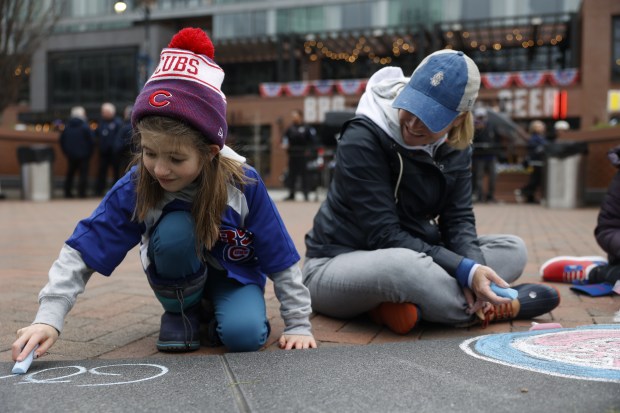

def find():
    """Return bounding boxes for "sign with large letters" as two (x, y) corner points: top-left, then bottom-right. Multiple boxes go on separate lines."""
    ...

(496, 87), (567, 119)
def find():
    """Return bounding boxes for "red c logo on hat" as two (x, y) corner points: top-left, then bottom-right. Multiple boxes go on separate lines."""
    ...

(149, 90), (172, 107)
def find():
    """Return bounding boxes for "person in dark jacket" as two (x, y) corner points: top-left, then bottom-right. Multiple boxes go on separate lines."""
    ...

(116, 105), (135, 174)
(94, 102), (123, 196)
(540, 145), (620, 286)
(471, 107), (499, 203)
(281, 109), (318, 201)
(303, 50), (560, 335)
(59, 106), (94, 198)
(516, 120), (547, 204)
(594, 146), (620, 270)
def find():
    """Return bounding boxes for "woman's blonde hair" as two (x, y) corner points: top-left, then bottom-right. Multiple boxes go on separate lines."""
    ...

(446, 111), (474, 150)
(131, 116), (250, 257)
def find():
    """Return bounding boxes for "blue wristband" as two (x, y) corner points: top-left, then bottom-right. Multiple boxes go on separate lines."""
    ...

(456, 258), (476, 288)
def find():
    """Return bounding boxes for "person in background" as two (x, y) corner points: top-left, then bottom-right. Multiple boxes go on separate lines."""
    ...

(12, 28), (315, 363)
(516, 120), (547, 204)
(302, 50), (559, 336)
(549, 120), (570, 142)
(540, 145), (620, 288)
(471, 106), (499, 203)
(59, 106), (94, 199)
(94, 102), (123, 196)
(281, 109), (318, 201)
(117, 105), (135, 174)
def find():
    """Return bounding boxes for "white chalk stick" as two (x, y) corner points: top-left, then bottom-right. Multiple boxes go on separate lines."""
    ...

(12, 345), (38, 374)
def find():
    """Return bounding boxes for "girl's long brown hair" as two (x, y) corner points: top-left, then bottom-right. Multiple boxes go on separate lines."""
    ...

(131, 116), (250, 258)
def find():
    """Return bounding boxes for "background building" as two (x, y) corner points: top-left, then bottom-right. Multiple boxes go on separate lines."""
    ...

(1, 0), (619, 201)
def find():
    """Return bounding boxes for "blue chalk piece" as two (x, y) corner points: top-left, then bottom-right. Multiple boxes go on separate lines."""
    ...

(12, 345), (38, 374)
(490, 283), (518, 300)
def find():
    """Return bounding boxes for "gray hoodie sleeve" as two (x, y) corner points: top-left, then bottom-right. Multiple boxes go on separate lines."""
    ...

(34, 244), (94, 333)
(268, 264), (313, 336)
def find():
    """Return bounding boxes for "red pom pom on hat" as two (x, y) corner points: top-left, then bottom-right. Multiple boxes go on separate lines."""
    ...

(168, 27), (215, 59)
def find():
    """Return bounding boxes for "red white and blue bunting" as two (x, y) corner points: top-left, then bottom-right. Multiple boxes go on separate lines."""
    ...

(335, 79), (367, 95)
(259, 69), (579, 97)
(548, 68), (579, 86)
(313, 80), (335, 95)
(514, 71), (548, 87)
(481, 73), (513, 89)
(258, 83), (284, 98)
(259, 79), (368, 97)
(481, 69), (580, 89)
(283, 81), (312, 97)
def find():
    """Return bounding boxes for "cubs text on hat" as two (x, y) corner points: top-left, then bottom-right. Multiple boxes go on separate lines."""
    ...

(131, 28), (227, 148)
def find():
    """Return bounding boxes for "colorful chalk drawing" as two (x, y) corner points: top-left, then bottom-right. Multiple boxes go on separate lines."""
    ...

(1, 363), (168, 386)
(460, 324), (620, 383)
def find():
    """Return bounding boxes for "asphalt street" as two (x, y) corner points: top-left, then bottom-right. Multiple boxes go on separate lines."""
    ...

(2, 327), (619, 413)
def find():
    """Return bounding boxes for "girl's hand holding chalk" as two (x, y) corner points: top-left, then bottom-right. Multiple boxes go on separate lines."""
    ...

(12, 344), (39, 374)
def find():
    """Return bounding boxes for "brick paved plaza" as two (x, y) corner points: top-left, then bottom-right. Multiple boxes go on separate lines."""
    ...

(1, 197), (618, 361)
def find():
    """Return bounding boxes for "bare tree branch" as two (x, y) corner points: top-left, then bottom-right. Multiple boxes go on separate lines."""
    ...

(0, 0), (67, 118)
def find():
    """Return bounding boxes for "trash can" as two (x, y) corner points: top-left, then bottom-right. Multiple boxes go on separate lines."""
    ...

(545, 141), (588, 208)
(16, 145), (55, 201)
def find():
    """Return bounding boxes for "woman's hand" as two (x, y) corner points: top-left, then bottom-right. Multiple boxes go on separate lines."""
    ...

(463, 287), (489, 315)
(467, 265), (514, 310)
(12, 324), (59, 362)
(278, 334), (317, 350)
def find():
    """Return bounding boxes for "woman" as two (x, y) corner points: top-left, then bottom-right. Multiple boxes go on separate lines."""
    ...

(303, 50), (559, 334)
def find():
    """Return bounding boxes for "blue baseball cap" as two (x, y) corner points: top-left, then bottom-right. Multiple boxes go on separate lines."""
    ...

(570, 282), (614, 297)
(393, 49), (480, 133)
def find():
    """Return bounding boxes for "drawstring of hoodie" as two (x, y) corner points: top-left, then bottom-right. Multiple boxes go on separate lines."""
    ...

(394, 152), (404, 204)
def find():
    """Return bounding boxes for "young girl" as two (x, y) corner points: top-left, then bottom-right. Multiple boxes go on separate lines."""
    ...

(12, 28), (316, 362)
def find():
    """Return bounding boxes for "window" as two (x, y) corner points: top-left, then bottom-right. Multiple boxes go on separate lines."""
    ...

(49, 55), (78, 106)
(220, 61), (277, 95)
(340, 2), (372, 30)
(529, 0), (564, 15)
(613, 16), (620, 82)
(214, 10), (268, 39)
(387, 0), (440, 27)
(461, 0), (491, 20)
(276, 6), (324, 34)
(48, 48), (137, 111)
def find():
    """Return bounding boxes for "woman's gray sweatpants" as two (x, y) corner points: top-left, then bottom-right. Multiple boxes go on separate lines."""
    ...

(302, 234), (527, 325)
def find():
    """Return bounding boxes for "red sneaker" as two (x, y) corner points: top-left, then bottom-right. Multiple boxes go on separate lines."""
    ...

(369, 302), (420, 335)
(540, 256), (607, 283)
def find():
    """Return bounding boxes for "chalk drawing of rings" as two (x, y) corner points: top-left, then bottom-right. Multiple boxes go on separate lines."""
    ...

(2, 363), (169, 387)
(460, 324), (620, 383)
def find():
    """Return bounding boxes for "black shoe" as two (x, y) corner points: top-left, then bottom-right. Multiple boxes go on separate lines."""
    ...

(157, 305), (201, 352)
(477, 283), (560, 327)
(201, 317), (223, 348)
(199, 298), (223, 347)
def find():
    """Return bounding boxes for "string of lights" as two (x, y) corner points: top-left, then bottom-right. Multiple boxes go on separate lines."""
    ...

(303, 36), (415, 65)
